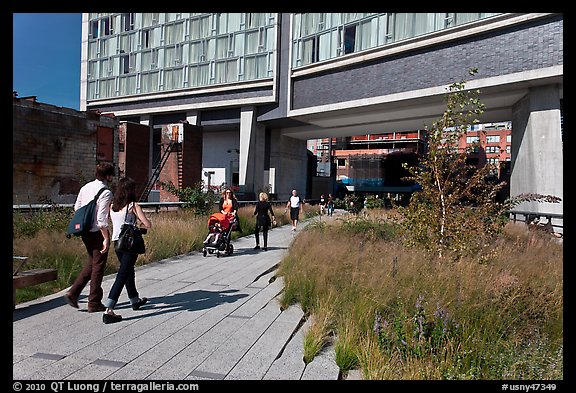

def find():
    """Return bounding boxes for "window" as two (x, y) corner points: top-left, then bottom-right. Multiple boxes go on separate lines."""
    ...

(90, 20), (99, 39)
(343, 25), (356, 54)
(486, 135), (500, 143)
(122, 13), (135, 32)
(337, 158), (346, 167)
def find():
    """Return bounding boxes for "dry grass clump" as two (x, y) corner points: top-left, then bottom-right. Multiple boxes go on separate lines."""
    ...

(278, 218), (563, 379)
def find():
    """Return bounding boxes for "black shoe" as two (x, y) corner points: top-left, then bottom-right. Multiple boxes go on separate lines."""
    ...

(132, 297), (148, 310)
(63, 293), (78, 309)
(254, 245), (260, 250)
(263, 247), (268, 251)
(103, 312), (122, 324)
(88, 303), (106, 313)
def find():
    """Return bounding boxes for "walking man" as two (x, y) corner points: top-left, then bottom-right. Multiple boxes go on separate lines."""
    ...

(285, 189), (303, 231)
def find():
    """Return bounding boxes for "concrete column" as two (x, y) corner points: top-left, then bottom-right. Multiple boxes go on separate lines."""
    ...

(239, 107), (265, 196)
(511, 85), (563, 218)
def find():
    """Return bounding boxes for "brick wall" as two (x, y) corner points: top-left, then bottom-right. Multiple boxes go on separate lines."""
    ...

(13, 98), (118, 205)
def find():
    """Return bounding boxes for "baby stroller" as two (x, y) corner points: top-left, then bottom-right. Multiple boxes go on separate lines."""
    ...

(202, 212), (237, 258)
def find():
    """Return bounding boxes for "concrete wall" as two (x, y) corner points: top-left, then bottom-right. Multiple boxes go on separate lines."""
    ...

(13, 98), (118, 205)
(269, 130), (308, 201)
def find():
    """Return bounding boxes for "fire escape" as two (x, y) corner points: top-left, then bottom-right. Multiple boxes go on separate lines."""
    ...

(139, 140), (182, 202)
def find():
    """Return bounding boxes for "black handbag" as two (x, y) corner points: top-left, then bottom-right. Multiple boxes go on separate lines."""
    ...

(115, 204), (145, 254)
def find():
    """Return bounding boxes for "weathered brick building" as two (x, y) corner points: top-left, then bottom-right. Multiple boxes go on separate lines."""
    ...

(13, 94), (118, 205)
(13, 95), (203, 205)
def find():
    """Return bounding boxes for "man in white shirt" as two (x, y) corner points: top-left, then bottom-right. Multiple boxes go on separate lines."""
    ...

(285, 189), (304, 231)
(64, 162), (115, 313)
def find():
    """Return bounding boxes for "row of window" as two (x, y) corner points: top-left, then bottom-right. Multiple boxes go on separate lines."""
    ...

(291, 13), (501, 67)
(86, 12), (501, 100)
(89, 13), (275, 39)
(87, 54), (272, 99)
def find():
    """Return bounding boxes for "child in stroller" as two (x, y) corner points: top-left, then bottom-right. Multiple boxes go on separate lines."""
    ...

(202, 212), (236, 257)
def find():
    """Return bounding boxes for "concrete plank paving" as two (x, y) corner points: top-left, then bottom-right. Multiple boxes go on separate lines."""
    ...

(13, 217), (341, 381)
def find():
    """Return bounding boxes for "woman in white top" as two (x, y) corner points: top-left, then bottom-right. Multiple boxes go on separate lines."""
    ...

(103, 177), (152, 324)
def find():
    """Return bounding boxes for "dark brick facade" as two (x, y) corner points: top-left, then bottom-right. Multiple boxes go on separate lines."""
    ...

(13, 98), (118, 205)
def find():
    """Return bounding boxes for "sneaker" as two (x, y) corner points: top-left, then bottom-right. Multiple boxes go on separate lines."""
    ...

(254, 245), (260, 250)
(132, 297), (148, 311)
(103, 312), (122, 324)
(292, 227), (296, 231)
(263, 247), (268, 251)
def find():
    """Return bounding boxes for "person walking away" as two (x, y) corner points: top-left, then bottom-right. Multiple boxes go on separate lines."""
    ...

(285, 189), (303, 231)
(219, 188), (242, 233)
(63, 162), (115, 313)
(319, 194), (326, 216)
(103, 177), (151, 324)
(326, 194), (334, 216)
(254, 192), (275, 251)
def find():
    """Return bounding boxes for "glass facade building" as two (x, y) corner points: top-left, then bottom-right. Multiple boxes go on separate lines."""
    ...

(86, 13), (277, 100)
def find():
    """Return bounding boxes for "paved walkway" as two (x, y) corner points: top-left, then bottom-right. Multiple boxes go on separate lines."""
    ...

(13, 215), (342, 381)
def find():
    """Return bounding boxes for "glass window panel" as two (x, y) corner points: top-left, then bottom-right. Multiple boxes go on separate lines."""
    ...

(455, 13), (480, 25)
(393, 13), (415, 41)
(228, 13), (241, 33)
(318, 32), (331, 61)
(189, 41), (202, 63)
(89, 41), (98, 58)
(206, 38), (215, 60)
(99, 59), (110, 77)
(100, 38), (109, 57)
(216, 36), (228, 59)
(119, 34), (129, 52)
(215, 61), (227, 83)
(245, 30), (259, 54)
(245, 56), (256, 80)
(227, 59), (238, 81)
(119, 75), (136, 95)
(141, 71), (159, 93)
(88, 81), (97, 99)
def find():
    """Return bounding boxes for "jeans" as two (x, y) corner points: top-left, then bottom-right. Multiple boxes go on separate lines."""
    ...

(105, 244), (140, 309)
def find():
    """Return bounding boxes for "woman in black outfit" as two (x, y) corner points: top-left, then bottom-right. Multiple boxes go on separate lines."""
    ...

(253, 192), (275, 251)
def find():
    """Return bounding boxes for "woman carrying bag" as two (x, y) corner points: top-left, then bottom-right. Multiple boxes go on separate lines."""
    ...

(253, 192), (275, 251)
(104, 177), (152, 324)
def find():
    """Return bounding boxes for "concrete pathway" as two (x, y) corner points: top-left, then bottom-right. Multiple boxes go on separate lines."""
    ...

(13, 214), (342, 381)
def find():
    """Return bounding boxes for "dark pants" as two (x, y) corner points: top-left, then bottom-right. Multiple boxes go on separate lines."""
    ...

(68, 230), (109, 309)
(105, 245), (139, 309)
(254, 224), (269, 247)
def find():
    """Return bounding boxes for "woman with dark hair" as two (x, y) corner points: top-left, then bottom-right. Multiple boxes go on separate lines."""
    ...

(219, 188), (242, 233)
(103, 177), (152, 324)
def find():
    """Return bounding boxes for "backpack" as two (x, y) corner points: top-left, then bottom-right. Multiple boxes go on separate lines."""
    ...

(66, 187), (109, 238)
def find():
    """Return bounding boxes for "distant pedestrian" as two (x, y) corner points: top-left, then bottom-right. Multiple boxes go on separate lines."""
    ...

(285, 189), (303, 231)
(103, 177), (152, 324)
(253, 192), (275, 251)
(63, 162), (115, 313)
(326, 194), (334, 216)
(319, 194), (326, 216)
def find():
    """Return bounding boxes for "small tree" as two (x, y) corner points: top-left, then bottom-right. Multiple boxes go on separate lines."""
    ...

(399, 68), (508, 258)
(160, 181), (218, 216)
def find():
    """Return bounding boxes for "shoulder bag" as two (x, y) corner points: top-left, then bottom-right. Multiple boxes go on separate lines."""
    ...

(115, 203), (146, 254)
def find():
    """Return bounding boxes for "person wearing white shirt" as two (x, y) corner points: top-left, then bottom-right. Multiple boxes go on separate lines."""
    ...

(285, 189), (304, 231)
(63, 162), (114, 313)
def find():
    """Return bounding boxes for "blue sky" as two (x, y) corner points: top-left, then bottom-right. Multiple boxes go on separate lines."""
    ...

(13, 13), (82, 110)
